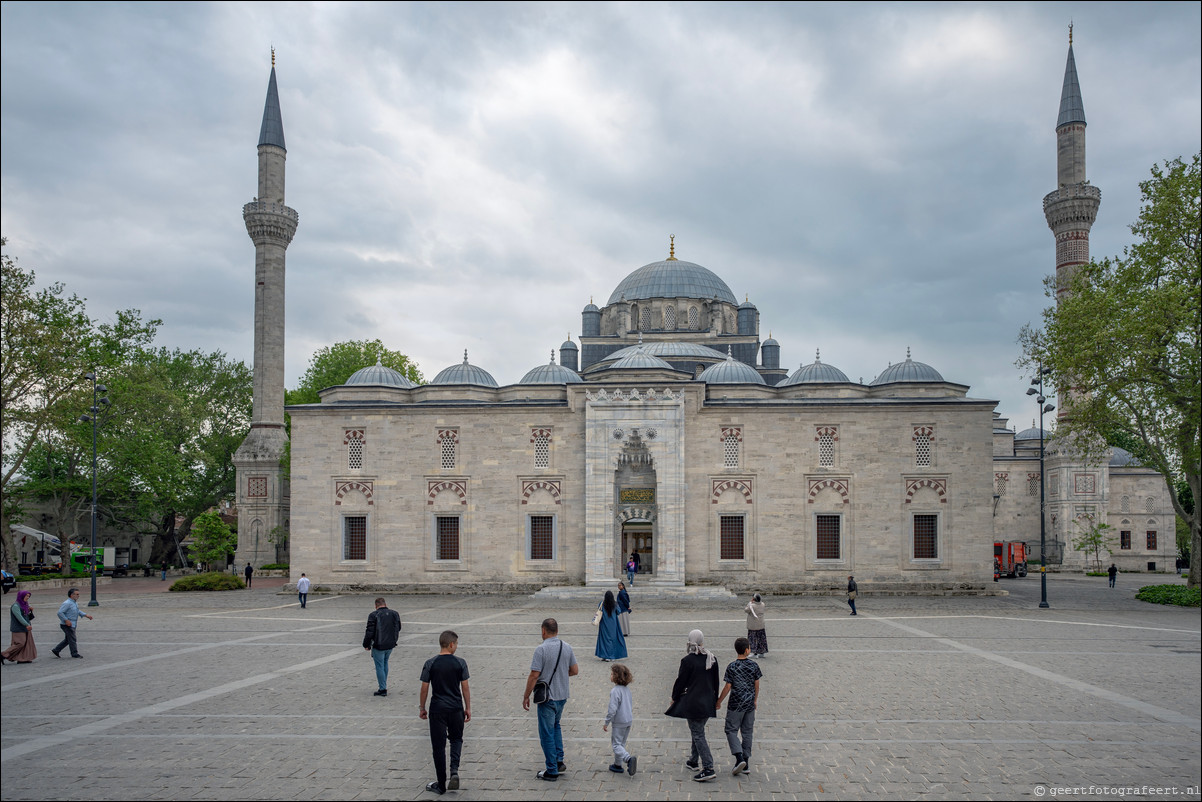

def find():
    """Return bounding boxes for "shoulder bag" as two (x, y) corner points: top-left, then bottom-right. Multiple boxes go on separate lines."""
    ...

(531, 641), (564, 705)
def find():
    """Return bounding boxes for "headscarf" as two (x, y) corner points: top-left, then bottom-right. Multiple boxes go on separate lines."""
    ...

(687, 629), (717, 670)
(16, 590), (32, 616)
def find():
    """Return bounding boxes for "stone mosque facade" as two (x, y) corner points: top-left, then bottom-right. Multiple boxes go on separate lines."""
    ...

(232, 41), (1176, 592)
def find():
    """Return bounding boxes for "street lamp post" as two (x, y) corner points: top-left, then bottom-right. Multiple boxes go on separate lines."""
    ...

(1027, 367), (1055, 609)
(79, 372), (109, 607)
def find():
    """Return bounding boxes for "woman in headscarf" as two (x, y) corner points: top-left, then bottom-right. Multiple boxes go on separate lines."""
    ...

(616, 581), (632, 636)
(665, 629), (720, 782)
(745, 593), (768, 657)
(594, 589), (628, 661)
(1, 589), (38, 664)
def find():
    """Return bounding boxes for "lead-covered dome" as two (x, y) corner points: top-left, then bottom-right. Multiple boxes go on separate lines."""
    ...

(606, 341), (723, 362)
(345, 359), (417, 389)
(604, 348), (674, 371)
(870, 350), (944, 385)
(607, 257), (737, 305)
(1015, 424), (1044, 442)
(431, 350), (498, 387)
(781, 350), (851, 385)
(699, 350), (766, 384)
(520, 354), (583, 384)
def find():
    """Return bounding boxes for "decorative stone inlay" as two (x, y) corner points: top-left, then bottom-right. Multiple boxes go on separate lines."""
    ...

(247, 476), (268, 498)
(1073, 473), (1096, 494)
(521, 479), (562, 505)
(645, 428), (658, 439)
(912, 425), (935, 442)
(530, 428), (552, 442)
(814, 425), (839, 441)
(427, 479), (468, 505)
(612, 428), (624, 440)
(335, 480), (374, 505)
(437, 429), (459, 444)
(905, 477), (947, 504)
(807, 477), (849, 504)
(712, 478), (753, 504)
(343, 429), (365, 445)
(616, 506), (656, 524)
(586, 388), (681, 403)
(720, 426), (743, 442)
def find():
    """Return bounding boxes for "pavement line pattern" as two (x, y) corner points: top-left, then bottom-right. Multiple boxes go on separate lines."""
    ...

(870, 614), (1202, 732)
(0, 605), (526, 763)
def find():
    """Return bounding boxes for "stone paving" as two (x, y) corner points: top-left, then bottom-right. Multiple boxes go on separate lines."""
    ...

(1, 574), (1199, 800)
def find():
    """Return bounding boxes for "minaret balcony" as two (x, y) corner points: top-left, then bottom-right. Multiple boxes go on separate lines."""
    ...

(243, 201), (299, 245)
(1042, 183), (1102, 211)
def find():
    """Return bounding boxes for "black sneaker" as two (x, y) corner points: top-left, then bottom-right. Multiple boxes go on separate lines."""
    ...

(685, 758), (699, 771)
(51, 651), (61, 658)
(608, 764), (624, 773)
(627, 756), (638, 776)
(373, 689), (387, 696)
(447, 773), (459, 790)
(693, 768), (717, 782)
(536, 770), (558, 782)
(424, 781), (444, 795)
(733, 756), (748, 775)
(557, 761), (566, 773)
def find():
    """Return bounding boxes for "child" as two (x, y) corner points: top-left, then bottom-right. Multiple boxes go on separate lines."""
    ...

(716, 636), (761, 775)
(602, 663), (637, 776)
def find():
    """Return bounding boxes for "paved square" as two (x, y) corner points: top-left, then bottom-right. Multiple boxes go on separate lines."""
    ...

(2, 575), (1199, 800)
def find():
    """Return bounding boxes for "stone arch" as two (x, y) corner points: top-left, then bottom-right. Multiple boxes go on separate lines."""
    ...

(712, 478), (753, 504)
(335, 480), (375, 506)
(905, 477), (946, 504)
(616, 507), (656, 524)
(427, 480), (468, 506)
(521, 479), (562, 505)
(808, 477), (850, 505)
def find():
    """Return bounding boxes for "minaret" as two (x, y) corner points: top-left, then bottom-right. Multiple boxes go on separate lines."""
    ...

(234, 52), (298, 569)
(1043, 26), (1101, 301)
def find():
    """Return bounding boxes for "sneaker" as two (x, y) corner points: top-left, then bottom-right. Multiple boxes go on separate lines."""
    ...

(536, 770), (558, 781)
(627, 756), (638, 776)
(51, 651), (61, 658)
(557, 761), (566, 773)
(424, 781), (444, 795)
(733, 756), (748, 775)
(685, 758), (700, 771)
(373, 689), (387, 696)
(693, 768), (717, 782)
(608, 764), (624, 773)
(71, 654), (83, 659)
(447, 773), (459, 790)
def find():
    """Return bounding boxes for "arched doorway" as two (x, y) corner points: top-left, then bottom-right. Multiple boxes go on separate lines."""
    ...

(616, 506), (655, 579)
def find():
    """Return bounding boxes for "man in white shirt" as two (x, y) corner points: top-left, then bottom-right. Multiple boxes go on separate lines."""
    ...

(296, 573), (311, 608)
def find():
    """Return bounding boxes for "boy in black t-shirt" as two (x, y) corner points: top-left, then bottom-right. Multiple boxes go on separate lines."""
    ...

(420, 630), (472, 794)
(716, 636), (762, 776)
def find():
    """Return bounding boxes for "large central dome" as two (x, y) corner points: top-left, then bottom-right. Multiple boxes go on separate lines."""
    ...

(607, 258), (738, 306)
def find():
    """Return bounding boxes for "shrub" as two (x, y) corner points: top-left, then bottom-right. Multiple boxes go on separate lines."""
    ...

(1086, 571), (1107, 577)
(260, 563), (289, 571)
(1135, 584), (1202, 607)
(169, 572), (246, 592)
(16, 571), (93, 582)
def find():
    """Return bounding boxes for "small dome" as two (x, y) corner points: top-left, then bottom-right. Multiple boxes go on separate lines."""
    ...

(738, 298), (757, 310)
(1109, 447), (1142, 467)
(762, 336), (779, 347)
(781, 349), (850, 385)
(560, 337), (578, 352)
(1015, 423), (1044, 442)
(345, 359), (417, 389)
(605, 347), (674, 371)
(870, 349), (944, 385)
(583, 302), (600, 313)
(431, 350), (498, 387)
(607, 256), (738, 305)
(698, 349), (766, 385)
(520, 352), (583, 385)
(606, 341), (724, 362)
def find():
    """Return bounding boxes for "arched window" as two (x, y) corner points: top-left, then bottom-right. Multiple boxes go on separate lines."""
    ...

(688, 306), (700, 329)
(663, 305), (676, 330)
(640, 306), (652, 331)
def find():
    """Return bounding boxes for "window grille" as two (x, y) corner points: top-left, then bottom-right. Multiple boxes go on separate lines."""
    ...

(348, 438), (363, 471)
(439, 430), (457, 469)
(640, 307), (652, 331)
(720, 515), (744, 560)
(688, 306), (700, 329)
(436, 516), (460, 561)
(816, 515), (840, 560)
(343, 516), (367, 560)
(1145, 497), (1155, 513)
(248, 477), (268, 498)
(1028, 474), (1040, 496)
(1121, 495), (1129, 512)
(913, 514), (938, 559)
(723, 435), (740, 468)
(534, 433), (550, 468)
(995, 473), (1008, 497)
(818, 430), (835, 467)
(529, 516), (554, 560)
(913, 426), (933, 467)
(664, 305), (676, 330)
(1050, 473), (1059, 495)
(1146, 531), (1157, 550)
(1120, 530), (1131, 550)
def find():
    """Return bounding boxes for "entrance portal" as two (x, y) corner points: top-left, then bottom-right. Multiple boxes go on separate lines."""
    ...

(622, 523), (652, 579)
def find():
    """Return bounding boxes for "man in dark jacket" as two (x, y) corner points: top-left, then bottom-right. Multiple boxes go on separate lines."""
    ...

(363, 597), (402, 696)
(847, 575), (858, 616)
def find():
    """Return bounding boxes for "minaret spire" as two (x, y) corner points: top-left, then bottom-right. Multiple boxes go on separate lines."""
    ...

(235, 58), (300, 569)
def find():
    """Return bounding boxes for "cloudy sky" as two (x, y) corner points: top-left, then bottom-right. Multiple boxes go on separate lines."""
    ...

(2, 2), (1199, 426)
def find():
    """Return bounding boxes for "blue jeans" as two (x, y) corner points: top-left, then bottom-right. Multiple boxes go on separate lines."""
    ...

(536, 699), (566, 773)
(298, 593), (308, 608)
(626, 568), (635, 584)
(371, 647), (392, 690)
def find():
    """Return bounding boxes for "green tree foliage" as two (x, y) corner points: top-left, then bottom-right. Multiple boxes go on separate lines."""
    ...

(285, 339), (423, 406)
(188, 511), (237, 571)
(1, 239), (158, 570)
(1021, 154), (1201, 586)
(1071, 520), (1116, 571)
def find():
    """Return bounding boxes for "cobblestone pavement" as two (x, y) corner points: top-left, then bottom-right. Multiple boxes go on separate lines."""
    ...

(2, 574), (1198, 800)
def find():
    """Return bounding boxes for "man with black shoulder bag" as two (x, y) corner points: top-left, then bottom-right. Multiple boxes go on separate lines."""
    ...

(522, 618), (579, 782)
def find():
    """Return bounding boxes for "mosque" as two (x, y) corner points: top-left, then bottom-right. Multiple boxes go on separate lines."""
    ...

(232, 42), (1175, 593)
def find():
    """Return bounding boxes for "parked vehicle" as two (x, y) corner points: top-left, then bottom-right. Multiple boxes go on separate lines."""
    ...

(1, 569), (15, 594)
(12, 524), (63, 574)
(994, 540), (1029, 578)
(69, 547), (127, 576)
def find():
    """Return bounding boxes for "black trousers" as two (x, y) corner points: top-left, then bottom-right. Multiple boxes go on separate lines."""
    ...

(428, 705), (465, 788)
(54, 624), (79, 657)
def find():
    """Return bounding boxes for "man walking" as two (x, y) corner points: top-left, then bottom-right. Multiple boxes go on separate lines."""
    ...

(1108, 563), (1118, 588)
(52, 588), (93, 659)
(847, 575), (858, 616)
(522, 618), (578, 781)
(363, 597), (402, 696)
(296, 573), (311, 608)
(161, 560), (168, 581)
(420, 630), (471, 795)
(243, 562), (254, 588)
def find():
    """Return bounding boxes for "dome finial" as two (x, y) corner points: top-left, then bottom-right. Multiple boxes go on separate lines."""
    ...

(463, 349), (469, 364)
(667, 234), (676, 261)
(815, 348), (821, 362)
(906, 346), (911, 360)
(726, 345), (734, 360)
(375, 356), (383, 367)
(637, 331), (643, 345)
(271, 46), (275, 68)
(550, 350), (556, 364)
(1069, 20), (1073, 46)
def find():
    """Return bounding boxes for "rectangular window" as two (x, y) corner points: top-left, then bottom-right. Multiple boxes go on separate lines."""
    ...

(719, 515), (745, 560)
(528, 515), (555, 560)
(1120, 530), (1131, 550)
(343, 516), (367, 560)
(348, 438), (363, 471)
(1028, 474), (1040, 496)
(1146, 531), (1157, 551)
(436, 516), (460, 561)
(533, 432), (550, 469)
(913, 514), (938, 559)
(995, 473), (1008, 497)
(723, 435), (740, 469)
(816, 514), (840, 560)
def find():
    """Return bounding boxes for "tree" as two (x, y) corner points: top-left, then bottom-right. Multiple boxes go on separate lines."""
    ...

(188, 511), (237, 572)
(1072, 519), (1116, 571)
(1021, 154), (1201, 587)
(1, 239), (158, 571)
(285, 339), (423, 406)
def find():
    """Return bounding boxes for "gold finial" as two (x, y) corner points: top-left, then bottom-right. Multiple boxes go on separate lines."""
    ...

(271, 46), (276, 67)
(667, 235), (677, 261)
(1068, 22), (1073, 46)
